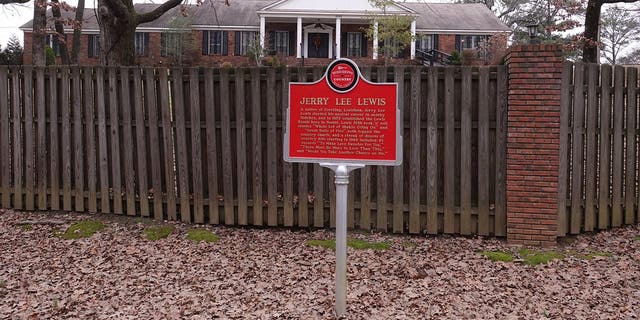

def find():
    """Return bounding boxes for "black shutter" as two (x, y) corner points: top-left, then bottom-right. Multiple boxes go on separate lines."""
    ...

(340, 32), (346, 57)
(361, 33), (367, 57)
(434, 34), (439, 51)
(202, 31), (209, 55)
(88, 35), (94, 58)
(143, 33), (149, 56)
(268, 31), (275, 55)
(288, 31), (295, 56)
(235, 31), (241, 56)
(455, 35), (461, 53)
(161, 33), (166, 57)
(222, 31), (229, 56)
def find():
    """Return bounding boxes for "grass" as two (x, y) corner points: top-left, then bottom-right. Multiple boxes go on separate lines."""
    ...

(19, 224), (33, 231)
(634, 235), (640, 241)
(481, 251), (514, 262)
(186, 228), (219, 243)
(57, 220), (105, 240)
(519, 249), (564, 266)
(307, 238), (390, 250)
(143, 225), (174, 241)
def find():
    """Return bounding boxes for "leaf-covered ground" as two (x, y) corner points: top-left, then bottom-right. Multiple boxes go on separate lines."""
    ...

(1, 209), (639, 319)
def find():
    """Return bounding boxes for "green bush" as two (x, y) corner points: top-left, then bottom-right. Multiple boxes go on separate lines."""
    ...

(45, 46), (56, 66)
(448, 50), (463, 65)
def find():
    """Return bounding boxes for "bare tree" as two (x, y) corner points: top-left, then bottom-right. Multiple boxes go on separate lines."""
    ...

(599, 6), (639, 64)
(583, 0), (638, 62)
(32, 0), (46, 66)
(97, 0), (184, 65)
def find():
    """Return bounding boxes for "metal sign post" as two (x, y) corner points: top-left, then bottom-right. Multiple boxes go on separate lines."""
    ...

(284, 59), (401, 316)
(319, 163), (364, 315)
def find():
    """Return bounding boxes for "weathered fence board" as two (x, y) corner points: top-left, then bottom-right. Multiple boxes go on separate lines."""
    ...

(204, 68), (220, 224)
(612, 66), (624, 227)
(598, 65), (612, 230)
(443, 67), (456, 234)
(172, 68), (191, 223)
(478, 67), (490, 236)
(267, 68), (279, 227)
(625, 67), (638, 225)
(49, 67), (60, 211)
(234, 68), (248, 225)
(24, 66), (35, 211)
(96, 67), (110, 214)
(584, 64), (598, 231)
(282, 68), (294, 227)
(392, 66), (405, 233)
(425, 67), (438, 235)
(409, 67), (421, 234)
(108, 67), (123, 214)
(570, 63), (585, 234)
(120, 68), (138, 216)
(494, 66), (508, 236)
(460, 67), (472, 235)
(84, 67), (98, 213)
(12, 67), (23, 209)
(60, 68), (71, 211)
(133, 68), (150, 218)
(0, 67), (10, 208)
(36, 67), (47, 210)
(72, 67), (84, 212)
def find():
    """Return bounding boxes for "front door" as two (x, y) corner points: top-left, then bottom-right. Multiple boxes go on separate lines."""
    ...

(308, 33), (329, 58)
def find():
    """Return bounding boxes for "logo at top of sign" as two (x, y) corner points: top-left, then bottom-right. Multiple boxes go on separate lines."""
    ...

(327, 59), (359, 93)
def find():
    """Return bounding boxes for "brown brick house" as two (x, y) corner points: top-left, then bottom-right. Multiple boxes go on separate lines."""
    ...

(20, 0), (510, 66)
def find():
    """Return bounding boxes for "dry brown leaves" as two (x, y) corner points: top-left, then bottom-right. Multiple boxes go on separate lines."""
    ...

(1, 209), (639, 319)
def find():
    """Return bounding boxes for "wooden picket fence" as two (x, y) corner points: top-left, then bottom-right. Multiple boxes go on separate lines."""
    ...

(558, 63), (640, 235)
(0, 65), (507, 235)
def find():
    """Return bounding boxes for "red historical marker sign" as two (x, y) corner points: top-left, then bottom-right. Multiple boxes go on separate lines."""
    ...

(284, 59), (401, 165)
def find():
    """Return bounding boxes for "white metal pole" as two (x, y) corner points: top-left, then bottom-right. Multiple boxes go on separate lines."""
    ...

(297, 17), (303, 58)
(320, 163), (364, 317)
(334, 164), (348, 315)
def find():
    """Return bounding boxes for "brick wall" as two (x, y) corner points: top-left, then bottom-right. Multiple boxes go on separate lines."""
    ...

(438, 34), (456, 54)
(504, 44), (563, 247)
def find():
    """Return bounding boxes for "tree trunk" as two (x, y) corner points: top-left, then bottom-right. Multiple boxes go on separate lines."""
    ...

(97, 0), (137, 66)
(32, 0), (47, 66)
(583, 0), (602, 63)
(70, 0), (85, 64)
(51, 0), (70, 65)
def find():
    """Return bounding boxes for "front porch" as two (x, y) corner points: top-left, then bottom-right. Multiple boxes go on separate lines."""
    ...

(257, 0), (418, 62)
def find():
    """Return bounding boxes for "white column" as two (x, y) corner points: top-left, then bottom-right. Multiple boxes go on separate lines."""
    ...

(373, 20), (379, 60)
(410, 20), (416, 60)
(335, 17), (341, 59)
(296, 17), (302, 58)
(260, 16), (266, 54)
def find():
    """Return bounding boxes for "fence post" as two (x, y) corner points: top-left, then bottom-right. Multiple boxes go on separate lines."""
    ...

(505, 44), (563, 247)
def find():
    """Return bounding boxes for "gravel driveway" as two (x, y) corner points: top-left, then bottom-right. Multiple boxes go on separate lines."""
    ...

(1, 209), (639, 319)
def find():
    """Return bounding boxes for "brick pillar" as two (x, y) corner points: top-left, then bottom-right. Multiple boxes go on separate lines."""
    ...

(505, 44), (563, 247)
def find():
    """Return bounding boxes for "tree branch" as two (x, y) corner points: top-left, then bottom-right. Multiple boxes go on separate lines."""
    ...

(0, 0), (29, 4)
(100, 0), (129, 18)
(136, 0), (183, 24)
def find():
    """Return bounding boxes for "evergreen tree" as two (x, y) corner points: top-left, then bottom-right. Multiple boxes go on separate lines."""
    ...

(3, 35), (23, 65)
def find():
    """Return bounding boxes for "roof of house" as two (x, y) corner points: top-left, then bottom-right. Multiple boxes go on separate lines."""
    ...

(404, 3), (511, 33)
(20, 1), (510, 33)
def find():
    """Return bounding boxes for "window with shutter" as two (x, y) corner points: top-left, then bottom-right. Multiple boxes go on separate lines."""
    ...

(88, 34), (101, 58)
(346, 32), (362, 57)
(274, 31), (289, 55)
(135, 33), (148, 57)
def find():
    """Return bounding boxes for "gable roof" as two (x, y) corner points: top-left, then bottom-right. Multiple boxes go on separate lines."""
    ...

(20, 1), (510, 34)
(258, 0), (415, 16)
(405, 3), (510, 33)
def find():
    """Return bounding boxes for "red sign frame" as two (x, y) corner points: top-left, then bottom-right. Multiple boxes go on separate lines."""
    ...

(284, 59), (401, 166)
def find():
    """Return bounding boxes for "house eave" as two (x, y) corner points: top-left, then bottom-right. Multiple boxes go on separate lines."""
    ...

(416, 29), (511, 35)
